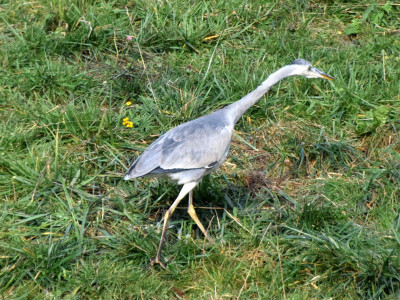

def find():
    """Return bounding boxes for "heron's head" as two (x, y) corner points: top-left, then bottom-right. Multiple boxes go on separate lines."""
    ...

(290, 59), (334, 80)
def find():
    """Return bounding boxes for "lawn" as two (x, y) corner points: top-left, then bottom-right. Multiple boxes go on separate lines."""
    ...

(1, 0), (400, 298)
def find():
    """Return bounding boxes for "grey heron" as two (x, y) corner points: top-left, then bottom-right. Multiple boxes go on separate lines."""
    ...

(124, 59), (334, 268)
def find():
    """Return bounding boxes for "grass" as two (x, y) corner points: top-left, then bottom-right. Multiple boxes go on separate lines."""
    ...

(1, 0), (400, 298)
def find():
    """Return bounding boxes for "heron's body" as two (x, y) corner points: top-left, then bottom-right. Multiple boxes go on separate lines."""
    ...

(125, 109), (234, 184)
(124, 59), (333, 268)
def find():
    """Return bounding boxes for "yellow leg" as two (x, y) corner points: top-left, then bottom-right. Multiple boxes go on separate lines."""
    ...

(187, 190), (214, 243)
(151, 182), (198, 269)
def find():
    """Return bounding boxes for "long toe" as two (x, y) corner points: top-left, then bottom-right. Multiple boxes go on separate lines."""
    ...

(150, 256), (172, 270)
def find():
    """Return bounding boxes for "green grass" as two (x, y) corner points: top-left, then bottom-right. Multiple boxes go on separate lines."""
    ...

(1, 0), (400, 298)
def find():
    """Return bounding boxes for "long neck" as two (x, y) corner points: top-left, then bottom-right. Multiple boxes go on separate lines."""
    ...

(225, 64), (297, 124)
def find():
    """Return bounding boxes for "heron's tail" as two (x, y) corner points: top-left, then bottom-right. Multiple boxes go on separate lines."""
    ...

(123, 174), (134, 180)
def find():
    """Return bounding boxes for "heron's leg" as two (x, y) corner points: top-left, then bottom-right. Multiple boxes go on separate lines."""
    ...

(187, 190), (214, 243)
(152, 182), (198, 269)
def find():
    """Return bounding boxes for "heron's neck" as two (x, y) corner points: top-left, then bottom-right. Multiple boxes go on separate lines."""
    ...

(225, 65), (296, 124)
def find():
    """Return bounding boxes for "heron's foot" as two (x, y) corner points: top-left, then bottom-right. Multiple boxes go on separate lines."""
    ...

(148, 256), (173, 270)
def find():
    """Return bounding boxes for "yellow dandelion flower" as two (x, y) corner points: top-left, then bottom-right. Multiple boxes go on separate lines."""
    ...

(126, 101), (132, 106)
(337, 30), (343, 35)
(123, 117), (129, 121)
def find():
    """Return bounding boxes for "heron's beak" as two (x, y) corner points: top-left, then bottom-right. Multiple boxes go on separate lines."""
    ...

(312, 67), (334, 80)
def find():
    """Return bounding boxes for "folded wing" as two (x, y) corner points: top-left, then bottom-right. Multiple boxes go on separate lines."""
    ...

(124, 113), (233, 180)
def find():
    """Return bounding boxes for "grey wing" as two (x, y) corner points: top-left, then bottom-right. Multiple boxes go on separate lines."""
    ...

(124, 118), (233, 179)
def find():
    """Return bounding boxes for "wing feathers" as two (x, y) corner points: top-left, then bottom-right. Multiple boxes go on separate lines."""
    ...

(124, 112), (233, 179)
